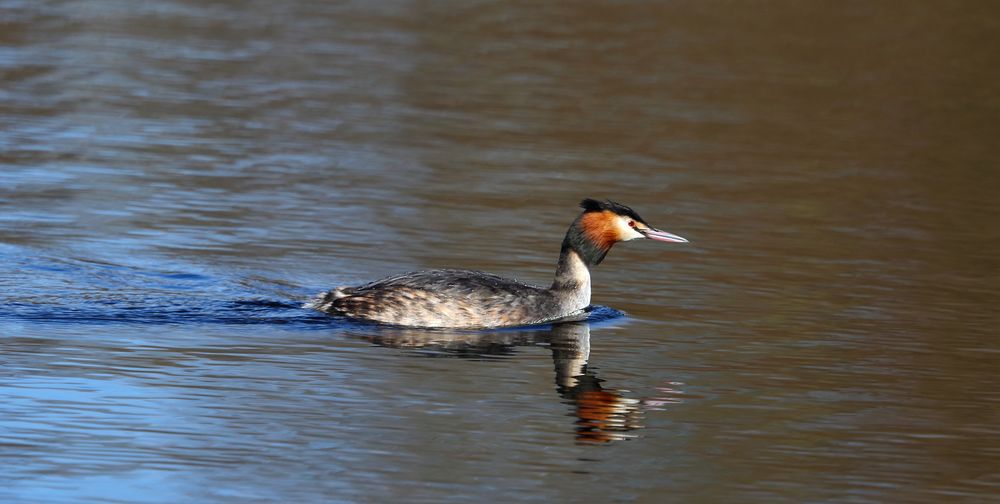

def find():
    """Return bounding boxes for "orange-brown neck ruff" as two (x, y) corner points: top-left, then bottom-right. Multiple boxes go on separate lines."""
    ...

(560, 210), (621, 267)
(579, 210), (620, 254)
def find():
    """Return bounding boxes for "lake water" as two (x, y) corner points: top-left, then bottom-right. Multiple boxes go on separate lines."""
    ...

(3, 1), (999, 502)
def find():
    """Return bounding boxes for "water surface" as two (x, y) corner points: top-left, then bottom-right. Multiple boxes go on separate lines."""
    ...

(2, 1), (999, 502)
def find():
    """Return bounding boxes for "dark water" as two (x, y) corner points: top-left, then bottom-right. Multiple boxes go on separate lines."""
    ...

(3, 1), (999, 502)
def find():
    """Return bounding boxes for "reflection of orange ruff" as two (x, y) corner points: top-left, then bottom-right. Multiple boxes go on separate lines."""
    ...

(574, 390), (642, 443)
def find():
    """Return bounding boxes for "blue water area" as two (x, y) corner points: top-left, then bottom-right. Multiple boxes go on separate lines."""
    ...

(3, 248), (313, 326)
(2, 245), (658, 504)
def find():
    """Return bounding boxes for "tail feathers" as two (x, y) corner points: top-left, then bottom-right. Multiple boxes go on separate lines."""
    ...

(303, 287), (354, 312)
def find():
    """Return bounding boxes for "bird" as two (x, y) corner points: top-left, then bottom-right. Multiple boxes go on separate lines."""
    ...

(305, 198), (688, 328)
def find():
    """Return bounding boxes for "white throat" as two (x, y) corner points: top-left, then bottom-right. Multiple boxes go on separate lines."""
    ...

(553, 249), (592, 311)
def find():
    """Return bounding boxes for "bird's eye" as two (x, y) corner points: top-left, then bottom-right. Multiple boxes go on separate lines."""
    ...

(628, 220), (636, 228)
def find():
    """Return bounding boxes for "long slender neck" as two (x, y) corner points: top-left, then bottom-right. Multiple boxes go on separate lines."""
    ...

(551, 245), (592, 293)
(550, 218), (608, 308)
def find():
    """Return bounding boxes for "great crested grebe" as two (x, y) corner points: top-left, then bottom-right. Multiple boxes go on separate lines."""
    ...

(306, 198), (688, 328)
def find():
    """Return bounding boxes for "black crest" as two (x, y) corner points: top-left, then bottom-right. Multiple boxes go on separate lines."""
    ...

(578, 198), (646, 223)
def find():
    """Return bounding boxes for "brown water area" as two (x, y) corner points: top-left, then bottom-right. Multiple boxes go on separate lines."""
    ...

(2, 1), (999, 502)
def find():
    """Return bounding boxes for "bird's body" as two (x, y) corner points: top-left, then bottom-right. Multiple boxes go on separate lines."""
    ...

(308, 269), (573, 328)
(306, 199), (687, 328)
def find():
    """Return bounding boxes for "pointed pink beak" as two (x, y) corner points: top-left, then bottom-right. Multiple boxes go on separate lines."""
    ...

(641, 227), (689, 243)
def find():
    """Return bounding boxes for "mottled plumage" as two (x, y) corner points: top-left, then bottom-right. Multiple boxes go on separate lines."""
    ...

(309, 269), (565, 328)
(306, 198), (687, 328)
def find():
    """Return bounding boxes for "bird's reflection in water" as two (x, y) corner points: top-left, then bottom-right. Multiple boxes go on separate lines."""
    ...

(547, 324), (643, 443)
(350, 321), (680, 443)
